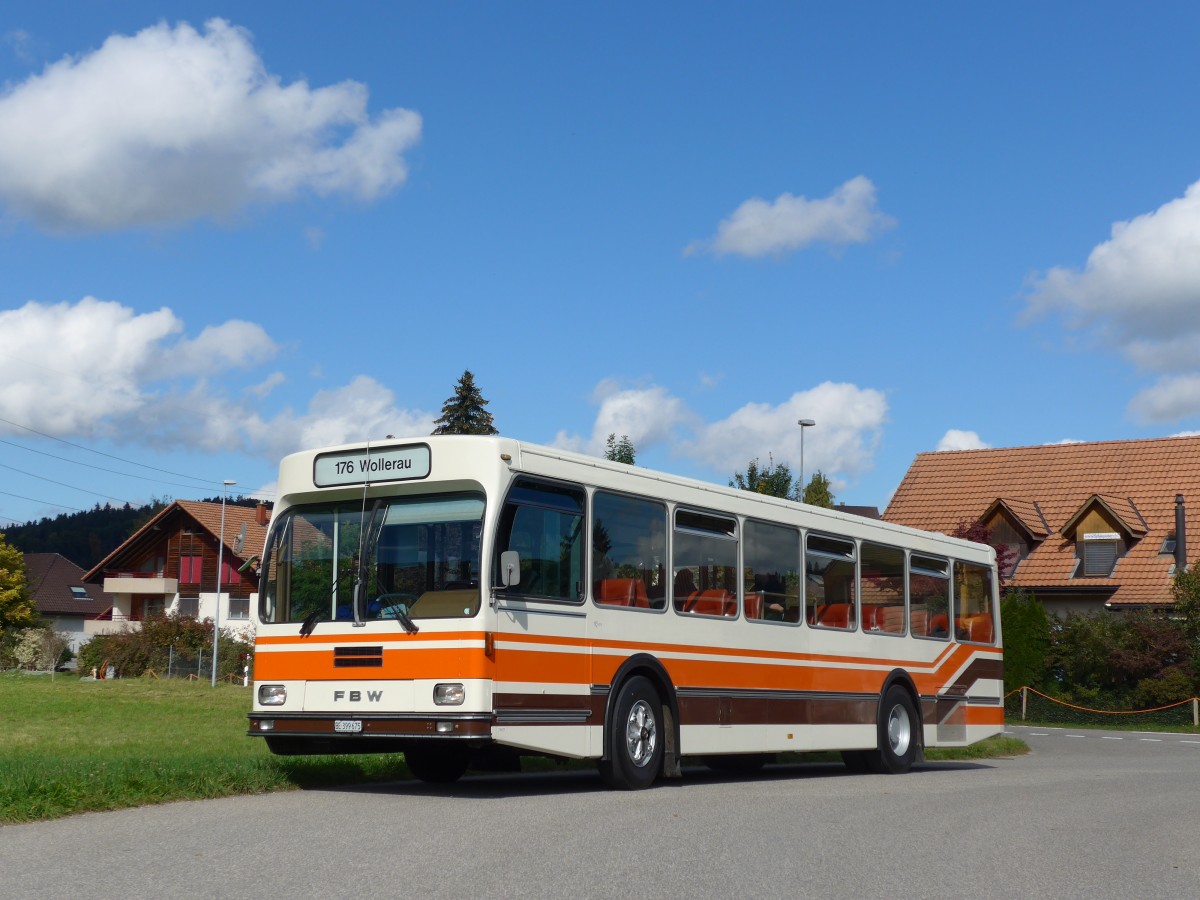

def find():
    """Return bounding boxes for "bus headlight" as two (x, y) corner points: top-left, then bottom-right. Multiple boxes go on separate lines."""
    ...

(258, 684), (287, 706)
(433, 682), (465, 706)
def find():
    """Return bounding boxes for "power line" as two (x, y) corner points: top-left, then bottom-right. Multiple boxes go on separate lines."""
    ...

(0, 415), (222, 488)
(0, 437), (221, 493)
(0, 489), (85, 514)
(0, 462), (136, 506)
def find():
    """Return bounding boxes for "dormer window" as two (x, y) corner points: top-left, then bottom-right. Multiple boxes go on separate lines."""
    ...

(1080, 532), (1121, 577)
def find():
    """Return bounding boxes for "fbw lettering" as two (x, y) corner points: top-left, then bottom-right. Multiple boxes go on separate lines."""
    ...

(333, 690), (383, 702)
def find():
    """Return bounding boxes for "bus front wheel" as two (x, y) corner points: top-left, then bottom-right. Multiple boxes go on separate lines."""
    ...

(405, 746), (471, 784)
(599, 676), (663, 790)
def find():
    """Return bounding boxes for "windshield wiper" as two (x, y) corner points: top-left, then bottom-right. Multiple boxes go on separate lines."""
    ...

(394, 607), (419, 634)
(299, 606), (324, 637)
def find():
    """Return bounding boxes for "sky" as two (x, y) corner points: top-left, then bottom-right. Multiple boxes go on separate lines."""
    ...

(3, 2), (1200, 529)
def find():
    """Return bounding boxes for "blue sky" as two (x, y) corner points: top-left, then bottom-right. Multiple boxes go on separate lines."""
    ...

(3, 3), (1200, 528)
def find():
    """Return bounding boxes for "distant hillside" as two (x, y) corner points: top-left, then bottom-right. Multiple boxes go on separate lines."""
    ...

(2, 497), (266, 571)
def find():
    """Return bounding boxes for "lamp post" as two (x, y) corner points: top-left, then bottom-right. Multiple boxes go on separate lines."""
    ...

(212, 479), (236, 687)
(797, 419), (815, 500)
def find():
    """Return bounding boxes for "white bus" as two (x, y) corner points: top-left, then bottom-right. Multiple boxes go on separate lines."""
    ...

(247, 436), (1003, 789)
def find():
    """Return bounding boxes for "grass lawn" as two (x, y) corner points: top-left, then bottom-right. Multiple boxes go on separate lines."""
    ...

(0, 674), (409, 824)
(0, 673), (1026, 824)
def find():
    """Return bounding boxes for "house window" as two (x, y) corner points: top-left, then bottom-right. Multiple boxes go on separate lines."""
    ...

(180, 556), (202, 583)
(178, 596), (200, 618)
(228, 597), (250, 619)
(70, 586), (89, 600)
(1159, 535), (1177, 556)
(1080, 533), (1120, 577)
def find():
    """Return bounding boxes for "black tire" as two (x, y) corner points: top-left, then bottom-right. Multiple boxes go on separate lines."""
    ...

(871, 685), (919, 774)
(598, 676), (663, 790)
(840, 749), (874, 773)
(405, 745), (471, 784)
(704, 753), (772, 774)
(264, 736), (308, 756)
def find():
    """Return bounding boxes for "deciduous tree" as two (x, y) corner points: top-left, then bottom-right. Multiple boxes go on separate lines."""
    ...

(730, 457), (799, 500)
(0, 535), (36, 634)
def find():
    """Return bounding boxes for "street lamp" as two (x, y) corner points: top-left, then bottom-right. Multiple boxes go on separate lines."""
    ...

(797, 419), (816, 499)
(212, 479), (236, 687)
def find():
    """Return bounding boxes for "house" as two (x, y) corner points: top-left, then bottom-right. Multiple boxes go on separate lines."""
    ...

(83, 500), (270, 638)
(883, 436), (1200, 617)
(23, 552), (115, 654)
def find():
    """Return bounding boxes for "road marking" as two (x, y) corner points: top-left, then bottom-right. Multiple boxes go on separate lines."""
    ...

(1182, 741), (1200, 745)
(1065, 734), (1087, 739)
(1139, 738), (1162, 743)
(1102, 736), (1123, 741)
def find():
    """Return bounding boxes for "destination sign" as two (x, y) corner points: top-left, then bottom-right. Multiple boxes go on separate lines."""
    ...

(313, 444), (431, 487)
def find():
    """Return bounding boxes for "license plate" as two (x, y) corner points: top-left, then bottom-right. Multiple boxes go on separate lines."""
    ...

(334, 719), (362, 734)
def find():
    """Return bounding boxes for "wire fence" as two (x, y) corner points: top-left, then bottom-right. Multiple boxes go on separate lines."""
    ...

(1005, 686), (1200, 729)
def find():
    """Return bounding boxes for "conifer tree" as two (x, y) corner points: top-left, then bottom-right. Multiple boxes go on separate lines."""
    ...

(431, 370), (499, 435)
(604, 434), (636, 464)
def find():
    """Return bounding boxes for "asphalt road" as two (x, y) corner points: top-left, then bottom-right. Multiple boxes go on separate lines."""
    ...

(2, 726), (1198, 899)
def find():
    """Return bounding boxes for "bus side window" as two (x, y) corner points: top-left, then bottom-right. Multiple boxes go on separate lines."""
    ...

(592, 492), (667, 610)
(953, 560), (996, 645)
(860, 542), (905, 635)
(910, 554), (949, 640)
(494, 478), (586, 602)
(806, 534), (856, 630)
(673, 509), (738, 618)
(744, 520), (800, 624)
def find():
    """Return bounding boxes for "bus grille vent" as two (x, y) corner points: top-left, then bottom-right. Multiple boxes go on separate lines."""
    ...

(333, 646), (384, 668)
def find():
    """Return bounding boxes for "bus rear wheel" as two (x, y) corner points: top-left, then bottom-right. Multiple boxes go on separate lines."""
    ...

(599, 676), (663, 790)
(871, 685), (919, 774)
(405, 746), (471, 784)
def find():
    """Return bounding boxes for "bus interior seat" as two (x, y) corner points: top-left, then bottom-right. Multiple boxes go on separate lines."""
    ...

(686, 589), (736, 617)
(595, 578), (650, 608)
(956, 614), (993, 643)
(815, 603), (855, 629)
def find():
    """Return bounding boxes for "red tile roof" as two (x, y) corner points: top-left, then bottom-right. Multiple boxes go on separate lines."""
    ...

(23, 553), (113, 616)
(884, 436), (1200, 607)
(84, 501), (270, 582)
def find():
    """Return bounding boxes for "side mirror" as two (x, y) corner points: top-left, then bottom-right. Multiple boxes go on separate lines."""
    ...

(499, 550), (521, 588)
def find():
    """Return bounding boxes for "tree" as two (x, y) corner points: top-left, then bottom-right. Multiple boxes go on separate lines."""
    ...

(1170, 558), (1200, 645)
(999, 588), (1050, 692)
(431, 370), (498, 435)
(604, 434), (636, 465)
(730, 457), (798, 500)
(801, 471), (835, 508)
(0, 534), (36, 634)
(951, 521), (1017, 584)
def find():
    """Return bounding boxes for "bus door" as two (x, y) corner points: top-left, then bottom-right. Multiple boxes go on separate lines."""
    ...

(490, 478), (591, 757)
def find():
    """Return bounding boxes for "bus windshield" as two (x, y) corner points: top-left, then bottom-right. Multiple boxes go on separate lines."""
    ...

(259, 492), (485, 626)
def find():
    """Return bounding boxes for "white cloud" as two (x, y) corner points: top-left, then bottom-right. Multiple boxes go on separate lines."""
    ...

(245, 375), (434, 463)
(681, 382), (888, 486)
(0, 18), (421, 232)
(686, 176), (895, 258)
(556, 380), (887, 491)
(552, 381), (694, 456)
(1024, 180), (1200, 422)
(0, 297), (279, 443)
(1127, 375), (1200, 423)
(935, 429), (989, 452)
